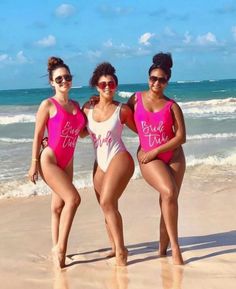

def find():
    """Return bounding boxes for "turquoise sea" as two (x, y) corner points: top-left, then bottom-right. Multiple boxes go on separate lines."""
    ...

(0, 79), (236, 198)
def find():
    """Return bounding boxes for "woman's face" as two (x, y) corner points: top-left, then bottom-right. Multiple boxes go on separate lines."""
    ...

(148, 68), (168, 93)
(96, 75), (117, 99)
(51, 67), (72, 93)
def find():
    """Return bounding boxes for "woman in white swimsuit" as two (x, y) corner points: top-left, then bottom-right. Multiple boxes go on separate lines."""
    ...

(83, 62), (137, 266)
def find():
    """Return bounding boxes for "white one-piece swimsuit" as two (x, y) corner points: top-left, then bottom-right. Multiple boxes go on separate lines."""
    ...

(87, 103), (127, 172)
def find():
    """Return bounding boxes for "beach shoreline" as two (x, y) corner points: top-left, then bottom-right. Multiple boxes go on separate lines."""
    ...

(0, 168), (236, 289)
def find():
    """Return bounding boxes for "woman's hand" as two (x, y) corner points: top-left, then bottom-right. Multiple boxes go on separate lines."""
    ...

(42, 137), (48, 149)
(28, 163), (39, 184)
(137, 148), (159, 164)
(89, 95), (99, 106)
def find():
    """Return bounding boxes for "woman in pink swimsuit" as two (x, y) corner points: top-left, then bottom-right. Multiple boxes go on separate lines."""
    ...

(128, 52), (186, 265)
(28, 57), (86, 268)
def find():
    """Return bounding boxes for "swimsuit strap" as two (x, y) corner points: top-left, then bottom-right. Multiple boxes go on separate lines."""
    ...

(87, 105), (94, 121)
(88, 103), (121, 120)
(135, 91), (144, 110)
(135, 91), (142, 102)
(166, 99), (175, 110)
(115, 103), (122, 122)
(116, 102), (122, 113)
(50, 97), (79, 114)
(49, 97), (63, 112)
(136, 92), (174, 111)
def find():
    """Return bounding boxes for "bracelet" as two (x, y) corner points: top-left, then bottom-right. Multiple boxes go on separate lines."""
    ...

(32, 158), (38, 162)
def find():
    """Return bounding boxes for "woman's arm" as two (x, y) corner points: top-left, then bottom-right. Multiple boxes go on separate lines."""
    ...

(28, 100), (50, 183)
(79, 126), (89, 138)
(126, 93), (136, 112)
(158, 103), (186, 153)
(120, 104), (137, 133)
(156, 102), (186, 154)
(79, 102), (90, 138)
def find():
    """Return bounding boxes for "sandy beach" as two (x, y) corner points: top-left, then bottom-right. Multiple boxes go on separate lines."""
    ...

(0, 167), (236, 289)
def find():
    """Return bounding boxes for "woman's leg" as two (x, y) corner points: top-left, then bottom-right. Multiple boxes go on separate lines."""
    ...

(51, 193), (64, 247)
(93, 163), (116, 257)
(98, 152), (134, 265)
(40, 157), (80, 268)
(50, 162), (73, 247)
(139, 158), (184, 265)
(159, 147), (186, 256)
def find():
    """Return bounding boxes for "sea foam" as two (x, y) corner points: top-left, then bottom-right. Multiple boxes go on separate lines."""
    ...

(180, 97), (236, 118)
(0, 114), (35, 125)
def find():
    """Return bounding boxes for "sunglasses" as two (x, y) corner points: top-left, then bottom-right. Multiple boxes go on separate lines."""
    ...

(54, 74), (73, 84)
(149, 76), (167, 84)
(97, 81), (116, 90)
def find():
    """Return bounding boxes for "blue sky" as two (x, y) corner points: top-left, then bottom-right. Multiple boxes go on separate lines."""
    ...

(0, 0), (236, 89)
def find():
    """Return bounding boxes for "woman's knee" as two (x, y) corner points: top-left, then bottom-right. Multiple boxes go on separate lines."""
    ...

(72, 194), (81, 208)
(65, 193), (81, 209)
(161, 186), (178, 203)
(51, 201), (64, 215)
(100, 198), (115, 213)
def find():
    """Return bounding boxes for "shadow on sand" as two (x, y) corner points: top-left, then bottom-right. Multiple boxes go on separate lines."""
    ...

(65, 230), (236, 267)
(127, 230), (236, 265)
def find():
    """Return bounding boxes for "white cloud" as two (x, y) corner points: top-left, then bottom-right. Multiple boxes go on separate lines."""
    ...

(232, 26), (236, 40)
(164, 27), (175, 37)
(135, 47), (151, 56)
(87, 50), (102, 60)
(139, 32), (155, 46)
(196, 32), (217, 45)
(103, 41), (132, 58)
(0, 52), (30, 65)
(98, 5), (133, 17)
(183, 31), (192, 44)
(55, 4), (76, 18)
(104, 39), (113, 47)
(0, 54), (10, 62)
(35, 35), (56, 47)
(16, 51), (28, 64)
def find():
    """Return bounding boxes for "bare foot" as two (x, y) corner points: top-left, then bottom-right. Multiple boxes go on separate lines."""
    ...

(172, 246), (184, 265)
(52, 246), (66, 269)
(116, 249), (128, 267)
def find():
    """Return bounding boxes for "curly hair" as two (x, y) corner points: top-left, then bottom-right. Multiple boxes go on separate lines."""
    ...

(89, 62), (118, 87)
(47, 56), (71, 81)
(148, 52), (173, 80)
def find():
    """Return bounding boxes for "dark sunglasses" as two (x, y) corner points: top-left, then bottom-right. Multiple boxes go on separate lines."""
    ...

(97, 81), (116, 90)
(149, 75), (167, 84)
(54, 74), (73, 84)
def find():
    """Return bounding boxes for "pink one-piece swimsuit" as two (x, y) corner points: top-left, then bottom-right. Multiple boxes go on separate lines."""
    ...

(134, 91), (175, 164)
(47, 97), (86, 169)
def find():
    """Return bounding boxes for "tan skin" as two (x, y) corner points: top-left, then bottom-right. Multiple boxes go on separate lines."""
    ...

(127, 68), (186, 265)
(28, 67), (82, 269)
(83, 75), (137, 266)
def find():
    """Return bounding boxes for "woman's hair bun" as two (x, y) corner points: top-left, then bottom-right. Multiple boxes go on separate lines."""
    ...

(152, 52), (173, 69)
(47, 57), (64, 72)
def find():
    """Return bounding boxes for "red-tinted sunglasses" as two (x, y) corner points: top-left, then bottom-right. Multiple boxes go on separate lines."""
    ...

(54, 74), (73, 84)
(97, 81), (116, 90)
(149, 75), (167, 84)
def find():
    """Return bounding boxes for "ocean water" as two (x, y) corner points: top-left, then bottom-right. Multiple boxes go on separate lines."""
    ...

(0, 79), (236, 198)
